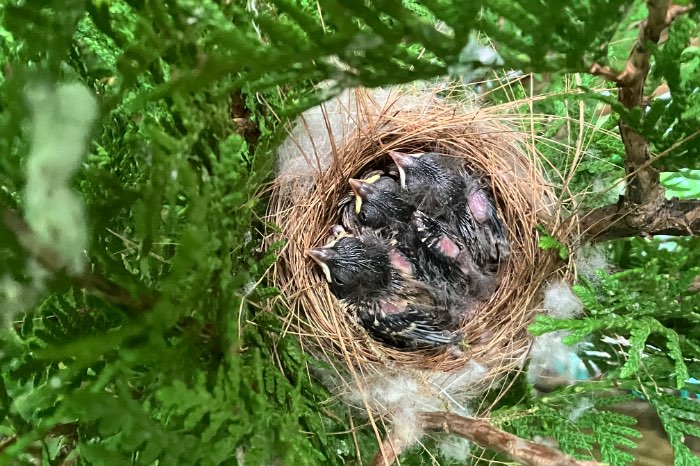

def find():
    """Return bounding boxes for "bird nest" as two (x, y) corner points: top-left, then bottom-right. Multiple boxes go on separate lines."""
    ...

(266, 84), (573, 395)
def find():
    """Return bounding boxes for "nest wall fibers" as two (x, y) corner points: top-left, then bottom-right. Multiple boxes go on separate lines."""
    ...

(266, 85), (573, 429)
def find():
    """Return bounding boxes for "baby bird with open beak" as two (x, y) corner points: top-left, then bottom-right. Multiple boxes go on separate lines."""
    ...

(307, 229), (464, 349)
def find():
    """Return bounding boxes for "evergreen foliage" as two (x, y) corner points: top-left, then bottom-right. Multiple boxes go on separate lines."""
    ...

(527, 236), (700, 464)
(501, 390), (641, 465)
(0, 1), (699, 465)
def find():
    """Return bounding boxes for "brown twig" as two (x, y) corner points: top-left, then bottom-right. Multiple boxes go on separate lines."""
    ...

(370, 412), (602, 466)
(588, 63), (621, 83)
(581, 198), (700, 242)
(580, 2), (695, 241)
(615, 1), (672, 198)
(589, 2), (693, 87)
(370, 432), (404, 466)
(616, 0), (675, 205)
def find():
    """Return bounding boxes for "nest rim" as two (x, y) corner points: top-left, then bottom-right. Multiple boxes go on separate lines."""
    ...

(266, 85), (575, 379)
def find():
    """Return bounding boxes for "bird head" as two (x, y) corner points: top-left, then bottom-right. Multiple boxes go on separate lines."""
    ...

(307, 247), (336, 283)
(306, 235), (393, 300)
(348, 175), (413, 228)
(348, 175), (381, 215)
(388, 151), (420, 189)
(389, 151), (457, 195)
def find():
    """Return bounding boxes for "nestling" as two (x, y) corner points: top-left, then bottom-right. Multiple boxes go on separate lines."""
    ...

(389, 150), (509, 270)
(389, 151), (464, 209)
(307, 231), (463, 348)
(339, 173), (415, 235)
(411, 210), (496, 298)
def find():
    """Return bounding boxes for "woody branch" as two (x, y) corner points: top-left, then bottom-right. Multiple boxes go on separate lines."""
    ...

(370, 412), (601, 466)
(581, 1), (696, 241)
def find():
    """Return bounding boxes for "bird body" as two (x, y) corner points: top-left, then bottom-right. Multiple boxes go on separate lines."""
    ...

(307, 231), (464, 348)
(446, 177), (509, 272)
(338, 171), (472, 299)
(389, 151), (509, 270)
(316, 150), (510, 350)
(411, 210), (495, 298)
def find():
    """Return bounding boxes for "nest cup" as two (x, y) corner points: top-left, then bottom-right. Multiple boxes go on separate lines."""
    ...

(267, 85), (571, 390)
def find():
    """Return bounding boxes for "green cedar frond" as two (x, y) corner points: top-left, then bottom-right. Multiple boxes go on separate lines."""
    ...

(650, 394), (700, 466)
(498, 392), (641, 465)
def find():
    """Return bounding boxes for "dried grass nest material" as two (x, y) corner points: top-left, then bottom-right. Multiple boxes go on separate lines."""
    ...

(266, 85), (573, 379)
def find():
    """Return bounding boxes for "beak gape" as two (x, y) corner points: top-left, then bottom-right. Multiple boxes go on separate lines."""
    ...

(349, 178), (376, 213)
(388, 151), (414, 189)
(307, 248), (334, 283)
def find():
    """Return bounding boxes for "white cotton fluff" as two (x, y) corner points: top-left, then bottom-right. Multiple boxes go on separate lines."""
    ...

(0, 276), (25, 324)
(24, 84), (97, 182)
(529, 282), (599, 388)
(529, 332), (567, 377)
(438, 435), (472, 462)
(25, 188), (88, 271)
(543, 281), (583, 319)
(528, 331), (588, 387)
(23, 83), (97, 275)
(275, 88), (361, 194)
(348, 373), (431, 447)
(338, 361), (488, 449)
(575, 244), (609, 281)
(275, 83), (463, 199)
(0, 263), (47, 323)
(568, 397), (593, 422)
